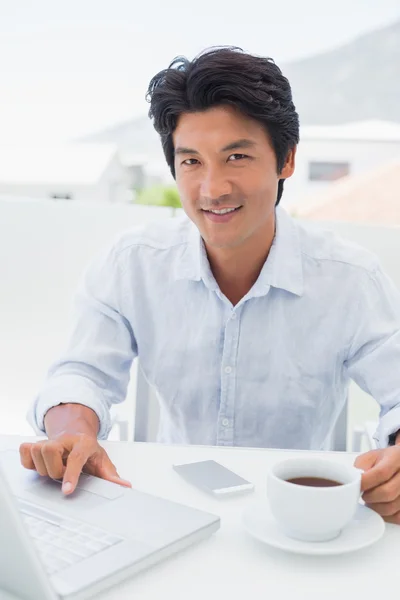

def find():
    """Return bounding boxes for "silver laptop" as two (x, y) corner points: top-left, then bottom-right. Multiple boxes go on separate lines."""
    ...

(0, 450), (220, 600)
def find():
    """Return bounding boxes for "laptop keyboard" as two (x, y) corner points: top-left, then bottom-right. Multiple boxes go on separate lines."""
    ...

(17, 498), (123, 575)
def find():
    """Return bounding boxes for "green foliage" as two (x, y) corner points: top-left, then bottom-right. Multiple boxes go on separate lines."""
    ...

(135, 185), (181, 210)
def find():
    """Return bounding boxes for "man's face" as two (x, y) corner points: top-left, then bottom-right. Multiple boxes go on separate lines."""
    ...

(173, 105), (296, 250)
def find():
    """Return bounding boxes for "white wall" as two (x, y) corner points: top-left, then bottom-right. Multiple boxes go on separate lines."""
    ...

(283, 139), (400, 209)
(99, 154), (133, 203)
(0, 198), (172, 435)
(0, 183), (110, 203)
(0, 155), (132, 204)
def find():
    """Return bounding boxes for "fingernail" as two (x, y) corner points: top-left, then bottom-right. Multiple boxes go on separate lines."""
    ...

(117, 478), (132, 487)
(62, 482), (73, 494)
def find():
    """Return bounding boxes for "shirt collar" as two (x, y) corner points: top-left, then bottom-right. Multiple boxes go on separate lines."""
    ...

(174, 206), (304, 297)
(174, 221), (219, 290)
(260, 205), (304, 297)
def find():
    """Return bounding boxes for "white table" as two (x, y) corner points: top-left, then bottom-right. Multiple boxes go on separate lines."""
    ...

(1, 435), (398, 600)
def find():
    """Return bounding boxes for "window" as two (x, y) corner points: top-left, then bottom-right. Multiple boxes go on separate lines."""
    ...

(50, 193), (73, 200)
(308, 162), (350, 182)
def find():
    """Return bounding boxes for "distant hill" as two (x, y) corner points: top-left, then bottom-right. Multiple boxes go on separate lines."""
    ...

(82, 19), (400, 157)
(82, 115), (164, 163)
(283, 19), (400, 124)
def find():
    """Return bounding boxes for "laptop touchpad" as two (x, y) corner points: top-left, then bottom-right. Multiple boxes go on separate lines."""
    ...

(27, 474), (125, 508)
(0, 450), (125, 509)
(27, 478), (109, 509)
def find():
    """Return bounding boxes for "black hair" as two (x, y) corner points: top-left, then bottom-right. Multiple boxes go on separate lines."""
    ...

(146, 46), (299, 205)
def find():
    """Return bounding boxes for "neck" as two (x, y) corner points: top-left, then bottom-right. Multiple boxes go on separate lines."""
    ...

(205, 214), (276, 305)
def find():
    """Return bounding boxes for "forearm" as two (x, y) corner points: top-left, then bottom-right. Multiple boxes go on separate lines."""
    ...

(44, 403), (100, 440)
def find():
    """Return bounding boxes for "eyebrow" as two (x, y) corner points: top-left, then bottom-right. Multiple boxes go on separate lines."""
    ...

(174, 138), (257, 156)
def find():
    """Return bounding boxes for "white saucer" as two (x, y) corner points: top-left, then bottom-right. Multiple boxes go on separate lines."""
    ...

(242, 502), (385, 555)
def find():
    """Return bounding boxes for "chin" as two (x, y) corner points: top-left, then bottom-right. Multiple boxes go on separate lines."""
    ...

(203, 234), (242, 250)
(196, 218), (245, 249)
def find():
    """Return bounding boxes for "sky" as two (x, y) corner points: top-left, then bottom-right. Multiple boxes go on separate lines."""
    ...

(0, 0), (399, 144)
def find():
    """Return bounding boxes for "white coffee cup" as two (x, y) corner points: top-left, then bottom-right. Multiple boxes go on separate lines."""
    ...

(267, 457), (362, 542)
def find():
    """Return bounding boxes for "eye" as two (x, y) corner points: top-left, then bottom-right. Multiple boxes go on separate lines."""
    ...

(182, 158), (199, 166)
(228, 153), (249, 161)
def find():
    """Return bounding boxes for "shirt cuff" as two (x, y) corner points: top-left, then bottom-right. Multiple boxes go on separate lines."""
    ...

(373, 405), (400, 448)
(26, 380), (113, 440)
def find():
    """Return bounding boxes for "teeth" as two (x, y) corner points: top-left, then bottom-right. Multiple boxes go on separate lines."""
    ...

(209, 207), (237, 214)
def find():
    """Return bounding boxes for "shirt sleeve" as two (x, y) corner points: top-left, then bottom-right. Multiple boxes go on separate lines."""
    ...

(27, 240), (138, 440)
(344, 264), (400, 448)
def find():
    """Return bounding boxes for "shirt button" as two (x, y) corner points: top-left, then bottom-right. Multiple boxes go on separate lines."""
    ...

(224, 366), (232, 374)
(231, 312), (237, 320)
(222, 418), (230, 427)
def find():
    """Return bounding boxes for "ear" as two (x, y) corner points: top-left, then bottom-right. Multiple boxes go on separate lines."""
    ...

(280, 146), (297, 179)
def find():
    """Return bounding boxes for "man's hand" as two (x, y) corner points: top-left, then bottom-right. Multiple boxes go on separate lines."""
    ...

(354, 444), (400, 524)
(19, 434), (132, 496)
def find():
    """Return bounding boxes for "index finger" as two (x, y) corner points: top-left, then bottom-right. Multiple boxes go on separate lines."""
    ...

(62, 443), (91, 495)
(361, 457), (398, 492)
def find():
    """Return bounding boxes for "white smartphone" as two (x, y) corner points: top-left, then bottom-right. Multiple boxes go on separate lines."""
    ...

(173, 460), (254, 497)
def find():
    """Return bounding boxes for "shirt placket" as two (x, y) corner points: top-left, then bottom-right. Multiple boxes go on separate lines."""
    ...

(217, 308), (240, 446)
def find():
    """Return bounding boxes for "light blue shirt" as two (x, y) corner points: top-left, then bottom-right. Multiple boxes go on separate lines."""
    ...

(29, 207), (400, 450)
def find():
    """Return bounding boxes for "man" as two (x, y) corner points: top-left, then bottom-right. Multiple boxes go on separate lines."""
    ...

(21, 47), (400, 523)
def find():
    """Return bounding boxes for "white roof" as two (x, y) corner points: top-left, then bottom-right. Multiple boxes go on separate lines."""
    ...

(300, 120), (400, 143)
(0, 143), (119, 185)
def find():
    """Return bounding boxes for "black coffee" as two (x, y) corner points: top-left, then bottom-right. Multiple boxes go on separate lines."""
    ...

(286, 477), (342, 487)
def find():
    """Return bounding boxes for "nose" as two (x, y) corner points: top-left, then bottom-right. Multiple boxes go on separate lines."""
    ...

(200, 168), (232, 200)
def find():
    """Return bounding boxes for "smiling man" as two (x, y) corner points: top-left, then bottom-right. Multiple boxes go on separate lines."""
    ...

(172, 107), (295, 306)
(22, 47), (400, 522)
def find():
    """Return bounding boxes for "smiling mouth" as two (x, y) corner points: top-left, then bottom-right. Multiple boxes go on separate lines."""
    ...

(202, 206), (242, 215)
